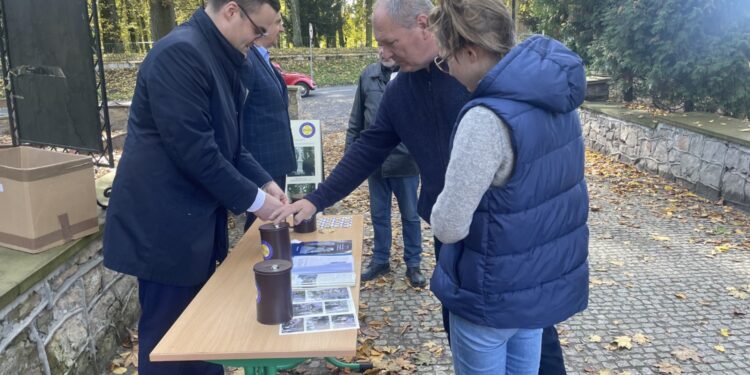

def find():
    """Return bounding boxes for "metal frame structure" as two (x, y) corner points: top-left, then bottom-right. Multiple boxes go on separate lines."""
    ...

(0, 1), (17, 146)
(0, 0), (114, 167)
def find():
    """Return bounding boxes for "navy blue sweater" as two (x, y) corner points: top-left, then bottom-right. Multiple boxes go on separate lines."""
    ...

(306, 64), (470, 222)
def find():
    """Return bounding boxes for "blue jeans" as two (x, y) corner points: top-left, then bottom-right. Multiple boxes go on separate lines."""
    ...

(450, 312), (543, 375)
(368, 175), (422, 267)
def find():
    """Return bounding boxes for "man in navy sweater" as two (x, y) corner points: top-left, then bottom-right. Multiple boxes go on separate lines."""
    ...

(272, 0), (569, 373)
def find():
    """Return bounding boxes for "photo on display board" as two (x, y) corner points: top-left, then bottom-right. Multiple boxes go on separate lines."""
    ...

(288, 146), (316, 177)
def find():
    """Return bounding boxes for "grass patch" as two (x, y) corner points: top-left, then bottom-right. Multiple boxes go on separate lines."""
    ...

(103, 55), (376, 101)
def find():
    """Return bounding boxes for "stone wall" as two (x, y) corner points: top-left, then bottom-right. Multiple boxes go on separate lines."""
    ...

(581, 109), (750, 208)
(0, 237), (138, 375)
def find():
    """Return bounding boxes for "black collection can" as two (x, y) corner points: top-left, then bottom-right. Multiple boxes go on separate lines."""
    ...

(259, 222), (291, 261)
(253, 259), (293, 325)
(294, 214), (317, 233)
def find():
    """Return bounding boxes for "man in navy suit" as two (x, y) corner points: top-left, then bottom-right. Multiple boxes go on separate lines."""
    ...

(103, 1), (284, 374)
(241, 11), (296, 231)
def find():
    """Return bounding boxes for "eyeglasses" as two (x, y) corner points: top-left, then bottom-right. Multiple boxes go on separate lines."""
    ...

(434, 55), (450, 73)
(236, 2), (268, 41)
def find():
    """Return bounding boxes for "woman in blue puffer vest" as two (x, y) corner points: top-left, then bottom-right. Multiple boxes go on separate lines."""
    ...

(428, 0), (590, 374)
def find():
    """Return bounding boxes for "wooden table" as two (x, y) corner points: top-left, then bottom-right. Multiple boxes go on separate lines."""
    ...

(151, 215), (369, 374)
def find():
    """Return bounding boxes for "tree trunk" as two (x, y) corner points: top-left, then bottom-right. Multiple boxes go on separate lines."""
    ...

(364, 0), (372, 47)
(99, 0), (123, 53)
(337, 28), (345, 47)
(337, 5), (346, 47)
(288, 0), (303, 46)
(622, 73), (635, 102)
(139, 11), (151, 51)
(684, 100), (694, 112)
(122, 0), (139, 52)
(149, 0), (176, 42)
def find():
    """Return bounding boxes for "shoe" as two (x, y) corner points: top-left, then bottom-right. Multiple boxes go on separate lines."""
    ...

(406, 267), (427, 288)
(361, 262), (390, 281)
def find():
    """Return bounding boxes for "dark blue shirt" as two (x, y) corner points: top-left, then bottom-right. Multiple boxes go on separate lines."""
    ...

(306, 64), (470, 222)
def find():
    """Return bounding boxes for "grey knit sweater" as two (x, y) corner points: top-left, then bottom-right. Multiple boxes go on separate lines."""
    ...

(430, 105), (515, 244)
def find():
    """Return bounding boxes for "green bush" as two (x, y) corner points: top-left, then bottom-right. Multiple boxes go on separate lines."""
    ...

(524, 0), (750, 119)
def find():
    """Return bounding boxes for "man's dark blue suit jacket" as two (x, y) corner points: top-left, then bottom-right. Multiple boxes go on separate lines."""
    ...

(240, 46), (296, 178)
(103, 9), (272, 286)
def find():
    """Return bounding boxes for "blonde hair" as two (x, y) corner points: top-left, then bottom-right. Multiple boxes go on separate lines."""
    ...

(428, 0), (515, 59)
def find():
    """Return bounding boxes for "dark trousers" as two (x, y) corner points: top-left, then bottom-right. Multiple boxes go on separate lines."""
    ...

(433, 238), (567, 374)
(244, 175), (287, 232)
(368, 175), (422, 267)
(137, 279), (224, 375)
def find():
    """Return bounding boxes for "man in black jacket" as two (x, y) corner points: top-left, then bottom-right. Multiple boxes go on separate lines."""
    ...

(103, 1), (284, 373)
(347, 49), (424, 287)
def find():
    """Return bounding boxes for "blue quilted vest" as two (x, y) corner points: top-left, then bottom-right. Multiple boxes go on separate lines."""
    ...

(430, 36), (590, 329)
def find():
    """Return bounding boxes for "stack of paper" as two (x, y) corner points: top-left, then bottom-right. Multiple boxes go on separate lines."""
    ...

(290, 240), (355, 288)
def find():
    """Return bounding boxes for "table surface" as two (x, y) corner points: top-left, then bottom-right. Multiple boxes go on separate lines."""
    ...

(151, 215), (363, 362)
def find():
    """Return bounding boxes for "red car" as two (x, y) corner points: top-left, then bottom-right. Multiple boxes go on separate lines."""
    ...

(273, 62), (317, 97)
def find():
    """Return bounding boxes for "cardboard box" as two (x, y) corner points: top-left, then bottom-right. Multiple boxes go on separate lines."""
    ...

(0, 146), (98, 253)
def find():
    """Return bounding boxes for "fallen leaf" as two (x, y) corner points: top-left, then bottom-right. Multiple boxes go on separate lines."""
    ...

(719, 328), (730, 337)
(399, 323), (411, 336)
(671, 347), (702, 362)
(607, 336), (632, 350)
(381, 306), (393, 312)
(589, 335), (602, 343)
(651, 234), (671, 241)
(633, 332), (650, 345)
(727, 287), (749, 300)
(714, 243), (733, 253)
(655, 361), (682, 375)
(112, 368), (127, 375)
(393, 356), (416, 370)
(714, 344), (725, 353)
(675, 292), (687, 300)
(412, 351), (435, 365)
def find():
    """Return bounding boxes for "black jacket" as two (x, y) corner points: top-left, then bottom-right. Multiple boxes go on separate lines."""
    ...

(345, 62), (418, 178)
(103, 9), (271, 286)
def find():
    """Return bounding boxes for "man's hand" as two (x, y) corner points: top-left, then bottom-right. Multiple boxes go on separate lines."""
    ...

(263, 181), (288, 205)
(270, 199), (317, 225)
(253, 194), (284, 221)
